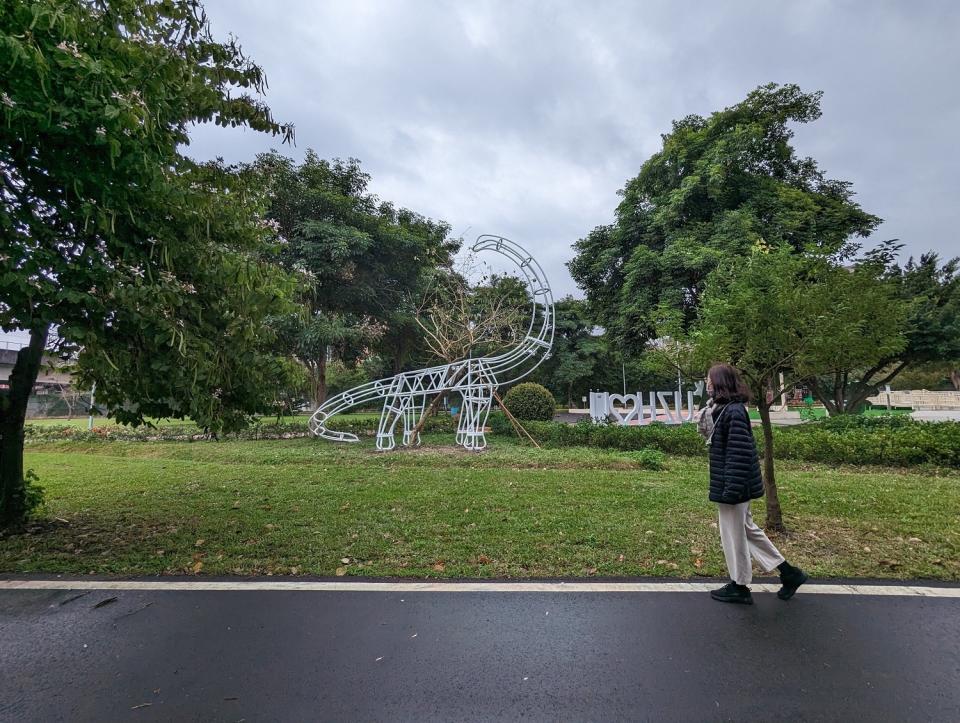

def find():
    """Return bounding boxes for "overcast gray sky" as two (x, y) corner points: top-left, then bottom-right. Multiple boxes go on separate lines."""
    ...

(184, 0), (959, 298)
(7, 0), (956, 349)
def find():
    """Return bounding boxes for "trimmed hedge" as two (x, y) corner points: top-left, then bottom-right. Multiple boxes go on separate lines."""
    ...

(494, 418), (705, 455)
(24, 414), (459, 444)
(323, 414), (458, 437)
(491, 416), (960, 468)
(502, 383), (556, 421)
(771, 417), (960, 467)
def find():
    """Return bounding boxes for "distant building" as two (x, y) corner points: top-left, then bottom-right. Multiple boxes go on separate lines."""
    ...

(0, 346), (73, 390)
(0, 343), (80, 418)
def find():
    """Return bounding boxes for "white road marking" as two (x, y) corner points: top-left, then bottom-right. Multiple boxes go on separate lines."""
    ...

(0, 579), (958, 596)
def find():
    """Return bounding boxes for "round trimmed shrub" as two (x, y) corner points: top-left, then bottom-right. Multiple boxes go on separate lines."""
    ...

(502, 382), (556, 421)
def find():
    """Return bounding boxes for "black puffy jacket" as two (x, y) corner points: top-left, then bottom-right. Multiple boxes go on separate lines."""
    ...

(708, 401), (764, 504)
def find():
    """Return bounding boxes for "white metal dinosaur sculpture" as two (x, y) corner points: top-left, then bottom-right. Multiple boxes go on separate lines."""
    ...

(308, 235), (555, 450)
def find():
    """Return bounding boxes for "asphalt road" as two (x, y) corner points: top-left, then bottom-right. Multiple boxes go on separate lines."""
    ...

(2, 581), (959, 722)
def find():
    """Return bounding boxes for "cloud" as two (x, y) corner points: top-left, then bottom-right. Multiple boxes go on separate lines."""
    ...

(189, 0), (960, 296)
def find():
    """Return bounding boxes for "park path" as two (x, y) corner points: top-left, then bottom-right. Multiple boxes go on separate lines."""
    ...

(2, 578), (959, 721)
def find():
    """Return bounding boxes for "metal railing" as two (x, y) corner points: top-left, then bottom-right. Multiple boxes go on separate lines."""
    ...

(866, 389), (960, 411)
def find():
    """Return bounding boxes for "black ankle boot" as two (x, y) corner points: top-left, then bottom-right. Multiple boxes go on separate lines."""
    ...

(710, 581), (753, 605)
(777, 565), (809, 600)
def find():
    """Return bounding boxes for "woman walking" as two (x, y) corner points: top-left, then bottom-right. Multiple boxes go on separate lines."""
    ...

(700, 363), (808, 604)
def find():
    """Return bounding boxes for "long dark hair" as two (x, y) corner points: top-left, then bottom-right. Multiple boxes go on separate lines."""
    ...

(708, 363), (751, 403)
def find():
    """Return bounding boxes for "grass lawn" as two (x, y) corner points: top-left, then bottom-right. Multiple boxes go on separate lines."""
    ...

(2, 436), (957, 581)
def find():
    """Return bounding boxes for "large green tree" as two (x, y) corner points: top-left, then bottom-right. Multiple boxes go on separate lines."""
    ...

(0, 0), (294, 526)
(254, 151), (457, 405)
(807, 252), (960, 414)
(692, 243), (905, 531)
(569, 83), (880, 351)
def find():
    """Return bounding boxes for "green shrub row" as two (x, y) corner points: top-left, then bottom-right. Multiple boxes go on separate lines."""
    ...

(322, 414), (458, 436)
(772, 419), (960, 467)
(24, 421), (309, 443)
(24, 414), (460, 443)
(492, 416), (706, 455)
(491, 415), (960, 468)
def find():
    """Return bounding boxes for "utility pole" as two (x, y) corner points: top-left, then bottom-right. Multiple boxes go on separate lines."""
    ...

(87, 382), (96, 430)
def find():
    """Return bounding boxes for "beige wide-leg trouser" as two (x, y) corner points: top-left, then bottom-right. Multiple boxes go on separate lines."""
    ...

(716, 501), (785, 585)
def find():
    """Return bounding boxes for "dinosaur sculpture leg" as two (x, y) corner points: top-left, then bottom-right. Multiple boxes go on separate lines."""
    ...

(402, 395), (424, 447)
(377, 379), (410, 451)
(456, 384), (493, 450)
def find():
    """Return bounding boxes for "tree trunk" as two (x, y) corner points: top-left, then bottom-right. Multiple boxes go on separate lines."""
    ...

(806, 377), (839, 416)
(1, 327), (48, 527)
(316, 354), (327, 406)
(411, 365), (467, 438)
(306, 355), (328, 408)
(391, 337), (408, 377)
(755, 398), (786, 533)
(951, 368), (960, 392)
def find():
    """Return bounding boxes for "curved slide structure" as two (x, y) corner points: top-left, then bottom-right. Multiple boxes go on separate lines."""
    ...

(308, 235), (555, 450)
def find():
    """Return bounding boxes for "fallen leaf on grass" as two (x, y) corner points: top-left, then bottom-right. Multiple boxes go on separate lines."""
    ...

(585, 567), (598, 576)
(341, 557), (350, 564)
(863, 546), (871, 553)
(432, 562), (446, 572)
(477, 554), (492, 564)
(617, 554), (625, 563)
(694, 558), (703, 569)
(192, 561), (203, 574)
(195, 539), (205, 547)
(335, 567), (347, 576)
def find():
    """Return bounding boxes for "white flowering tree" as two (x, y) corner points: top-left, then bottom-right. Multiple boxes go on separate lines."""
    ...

(0, 1), (297, 526)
